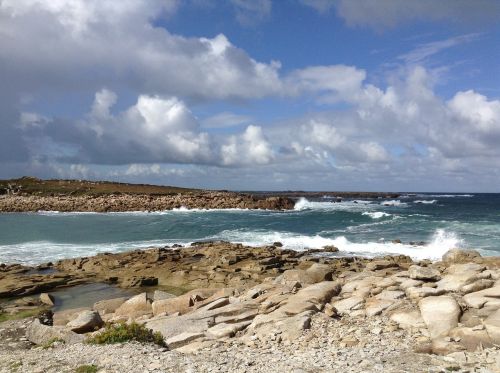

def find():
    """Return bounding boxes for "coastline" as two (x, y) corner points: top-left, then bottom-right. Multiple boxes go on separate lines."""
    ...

(1, 243), (500, 371)
(0, 193), (294, 212)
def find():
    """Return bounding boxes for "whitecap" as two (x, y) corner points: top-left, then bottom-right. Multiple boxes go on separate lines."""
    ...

(413, 200), (437, 204)
(362, 211), (391, 219)
(380, 200), (407, 207)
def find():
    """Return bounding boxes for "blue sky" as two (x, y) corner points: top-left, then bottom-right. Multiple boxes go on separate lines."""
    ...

(1, 0), (500, 191)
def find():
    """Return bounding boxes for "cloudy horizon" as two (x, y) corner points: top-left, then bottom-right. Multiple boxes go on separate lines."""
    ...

(1, 0), (500, 192)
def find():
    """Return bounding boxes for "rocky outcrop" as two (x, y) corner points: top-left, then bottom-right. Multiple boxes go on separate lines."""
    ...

(4, 245), (500, 359)
(0, 192), (294, 212)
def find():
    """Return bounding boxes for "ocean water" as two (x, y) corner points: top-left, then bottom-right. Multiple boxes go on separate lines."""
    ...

(0, 193), (499, 264)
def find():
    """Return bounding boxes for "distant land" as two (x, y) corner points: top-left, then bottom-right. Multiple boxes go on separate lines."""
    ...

(0, 176), (400, 199)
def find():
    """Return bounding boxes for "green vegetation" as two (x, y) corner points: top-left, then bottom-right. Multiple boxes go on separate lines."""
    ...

(75, 365), (98, 373)
(445, 367), (460, 372)
(9, 361), (22, 371)
(86, 322), (165, 347)
(42, 337), (65, 349)
(0, 308), (43, 323)
(0, 176), (197, 197)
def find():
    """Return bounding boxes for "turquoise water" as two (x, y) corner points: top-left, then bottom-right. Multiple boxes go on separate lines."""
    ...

(0, 193), (499, 264)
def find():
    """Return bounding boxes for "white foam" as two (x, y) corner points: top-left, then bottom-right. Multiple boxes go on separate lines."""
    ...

(380, 200), (407, 207)
(0, 239), (192, 265)
(427, 194), (474, 198)
(209, 228), (462, 261)
(294, 197), (376, 212)
(413, 200), (437, 204)
(362, 211), (391, 219)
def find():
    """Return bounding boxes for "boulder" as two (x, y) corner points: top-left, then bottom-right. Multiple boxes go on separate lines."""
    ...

(406, 286), (445, 300)
(408, 265), (440, 281)
(331, 296), (364, 315)
(39, 293), (55, 306)
(26, 319), (84, 345)
(484, 309), (500, 344)
(152, 289), (220, 316)
(442, 249), (481, 263)
(93, 297), (127, 315)
(66, 310), (104, 333)
(449, 327), (493, 351)
(114, 293), (152, 318)
(53, 307), (90, 326)
(463, 285), (500, 309)
(436, 263), (487, 292)
(365, 260), (398, 271)
(419, 296), (461, 339)
(390, 310), (425, 330)
(206, 321), (251, 339)
(461, 279), (494, 294)
(152, 295), (193, 316)
(305, 263), (333, 283)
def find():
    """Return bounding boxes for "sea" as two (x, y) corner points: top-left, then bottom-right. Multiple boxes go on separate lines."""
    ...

(0, 193), (499, 265)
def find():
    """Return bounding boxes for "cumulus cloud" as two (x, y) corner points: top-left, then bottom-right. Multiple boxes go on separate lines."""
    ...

(221, 125), (274, 166)
(0, 1), (282, 101)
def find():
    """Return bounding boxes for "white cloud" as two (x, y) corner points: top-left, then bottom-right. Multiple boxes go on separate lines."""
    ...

(201, 112), (252, 129)
(398, 33), (481, 65)
(221, 125), (274, 165)
(0, 1), (282, 101)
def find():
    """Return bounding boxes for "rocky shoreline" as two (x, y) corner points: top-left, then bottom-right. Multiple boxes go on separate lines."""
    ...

(0, 192), (294, 212)
(1, 243), (500, 372)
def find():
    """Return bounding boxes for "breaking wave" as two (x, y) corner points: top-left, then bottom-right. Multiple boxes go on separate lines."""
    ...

(362, 211), (392, 219)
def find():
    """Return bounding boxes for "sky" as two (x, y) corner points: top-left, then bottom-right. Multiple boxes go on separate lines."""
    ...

(1, 0), (500, 192)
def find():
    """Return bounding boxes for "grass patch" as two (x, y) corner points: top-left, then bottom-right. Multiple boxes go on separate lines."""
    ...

(86, 322), (165, 347)
(42, 337), (65, 349)
(9, 361), (22, 371)
(0, 309), (43, 323)
(75, 365), (98, 373)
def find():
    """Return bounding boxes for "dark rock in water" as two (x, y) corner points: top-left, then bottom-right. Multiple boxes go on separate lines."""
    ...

(392, 239), (402, 244)
(273, 242), (283, 247)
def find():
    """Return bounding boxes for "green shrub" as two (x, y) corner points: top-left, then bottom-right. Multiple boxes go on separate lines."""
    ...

(86, 322), (166, 347)
(75, 365), (98, 373)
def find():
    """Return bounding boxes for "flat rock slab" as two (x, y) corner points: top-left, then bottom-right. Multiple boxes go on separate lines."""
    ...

(419, 296), (461, 339)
